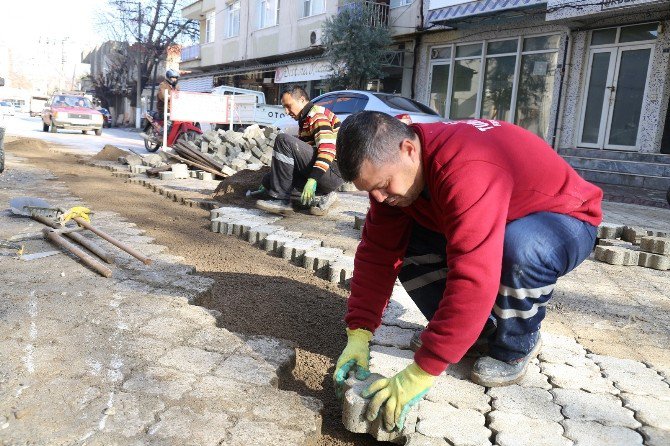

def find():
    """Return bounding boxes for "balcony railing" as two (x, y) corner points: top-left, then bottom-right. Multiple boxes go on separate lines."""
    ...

(338, 0), (390, 28)
(181, 44), (200, 62)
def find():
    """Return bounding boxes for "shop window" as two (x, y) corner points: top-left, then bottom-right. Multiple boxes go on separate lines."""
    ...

(482, 55), (516, 121)
(515, 52), (558, 140)
(205, 11), (216, 43)
(227, 1), (240, 38)
(451, 59), (480, 119)
(619, 23), (658, 43)
(302, 0), (325, 17)
(429, 64), (450, 117)
(390, 0), (413, 8)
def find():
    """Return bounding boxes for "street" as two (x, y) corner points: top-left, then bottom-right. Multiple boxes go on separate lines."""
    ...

(1, 113), (148, 155)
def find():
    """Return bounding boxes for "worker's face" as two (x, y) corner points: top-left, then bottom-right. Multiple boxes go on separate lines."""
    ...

(353, 137), (424, 207)
(281, 93), (308, 120)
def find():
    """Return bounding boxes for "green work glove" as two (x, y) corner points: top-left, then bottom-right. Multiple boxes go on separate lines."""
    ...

(362, 361), (435, 431)
(301, 178), (317, 205)
(333, 328), (373, 399)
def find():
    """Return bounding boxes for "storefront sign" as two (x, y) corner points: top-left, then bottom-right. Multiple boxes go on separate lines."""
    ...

(600, 0), (659, 10)
(274, 61), (333, 84)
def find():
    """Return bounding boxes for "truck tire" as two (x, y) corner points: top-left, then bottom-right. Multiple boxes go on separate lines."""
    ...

(0, 126), (5, 173)
(95, 128), (102, 136)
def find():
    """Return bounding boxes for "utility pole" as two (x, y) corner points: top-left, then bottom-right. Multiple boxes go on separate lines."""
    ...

(135, 2), (143, 128)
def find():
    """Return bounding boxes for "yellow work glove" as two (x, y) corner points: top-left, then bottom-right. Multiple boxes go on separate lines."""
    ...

(333, 328), (372, 399)
(60, 206), (91, 225)
(362, 361), (435, 431)
(301, 178), (317, 206)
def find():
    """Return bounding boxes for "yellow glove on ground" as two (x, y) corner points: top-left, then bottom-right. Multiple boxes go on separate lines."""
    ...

(333, 328), (372, 399)
(60, 206), (91, 225)
(362, 361), (435, 431)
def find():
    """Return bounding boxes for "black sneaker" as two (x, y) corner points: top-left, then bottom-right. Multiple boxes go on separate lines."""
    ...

(470, 333), (542, 387)
(309, 192), (338, 216)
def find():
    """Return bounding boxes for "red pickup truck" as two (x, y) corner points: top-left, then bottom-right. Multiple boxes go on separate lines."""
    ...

(41, 94), (104, 135)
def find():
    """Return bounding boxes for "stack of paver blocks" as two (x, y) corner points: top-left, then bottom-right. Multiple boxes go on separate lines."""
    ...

(594, 223), (670, 270)
(209, 206), (355, 287)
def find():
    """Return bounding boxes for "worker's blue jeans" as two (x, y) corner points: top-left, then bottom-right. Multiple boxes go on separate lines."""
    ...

(398, 212), (597, 362)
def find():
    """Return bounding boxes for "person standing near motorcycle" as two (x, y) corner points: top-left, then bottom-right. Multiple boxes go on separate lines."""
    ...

(141, 69), (180, 140)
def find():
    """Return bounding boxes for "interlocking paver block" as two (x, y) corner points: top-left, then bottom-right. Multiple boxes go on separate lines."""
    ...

(489, 385), (563, 421)
(622, 226), (647, 244)
(518, 362), (552, 390)
(303, 247), (344, 275)
(601, 366), (670, 397)
(122, 367), (197, 400)
(417, 400), (491, 445)
(157, 346), (223, 375)
(247, 224), (284, 244)
(214, 354), (278, 387)
(369, 345), (414, 378)
(562, 420), (643, 446)
(620, 393), (670, 430)
(594, 245), (640, 266)
(328, 255), (355, 285)
(640, 236), (670, 256)
(371, 325), (415, 350)
(638, 251), (670, 270)
(146, 406), (233, 444)
(551, 388), (641, 428)
(641, 426), (670, 446)
(597, 222), (624, 239)
(381, 286), (428, 330)
(231, 216), (280, 237)
(159, 171), (175, 181)
(542, 362), (619, 394)
(263, 230), (302, 253)
(281, 238), (323, 263)
(404, 434), (450, 445)
(488, 411), (571, 446)
(425, 374), (490, 413)
(539, 345), (599, 370)
(597, 238), (639, 250)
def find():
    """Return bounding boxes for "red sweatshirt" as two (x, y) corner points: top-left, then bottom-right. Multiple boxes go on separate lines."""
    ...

(345, 120), (603, 376)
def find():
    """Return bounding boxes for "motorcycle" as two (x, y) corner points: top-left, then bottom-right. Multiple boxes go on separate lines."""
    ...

(143, 111), (202, 152)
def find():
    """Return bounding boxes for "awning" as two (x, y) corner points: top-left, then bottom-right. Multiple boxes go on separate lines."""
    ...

(427, 0), (547, 26)
(274, 61), (333, 84)
(178, 75), (214, 93)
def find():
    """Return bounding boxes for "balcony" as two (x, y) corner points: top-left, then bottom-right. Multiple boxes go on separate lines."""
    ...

(338, 0), (389, 28)
(181, 44), (201, 62)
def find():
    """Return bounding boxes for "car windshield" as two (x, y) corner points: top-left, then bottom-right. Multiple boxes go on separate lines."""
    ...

(53, 96), (92, 108)
(315, 94), (369, 114)
(372, 94), (440, 116)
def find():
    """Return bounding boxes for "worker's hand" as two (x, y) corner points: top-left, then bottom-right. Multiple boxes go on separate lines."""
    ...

(333, 328), (372, 399)
(60, 206), (91, 225)
(301, 178), (317, 206)
(362, 361), (434, 431)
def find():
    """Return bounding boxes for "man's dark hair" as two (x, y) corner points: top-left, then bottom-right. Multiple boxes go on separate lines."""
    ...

(336, 111), (417, 182)
(281, 85), (309, 102)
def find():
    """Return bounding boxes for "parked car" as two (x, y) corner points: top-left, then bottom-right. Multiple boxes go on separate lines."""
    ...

(0, 101), (15, 116)
(273, 90), (445, 135)
(41, 93), (104, 135)
(98, 108), (113, 128)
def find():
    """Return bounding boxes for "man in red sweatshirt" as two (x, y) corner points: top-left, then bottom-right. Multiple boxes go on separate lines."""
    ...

(332, 111), (602, 432)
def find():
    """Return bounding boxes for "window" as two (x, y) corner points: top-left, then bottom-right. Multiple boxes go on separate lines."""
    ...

(316, 94), (369, 114)
(591, 22), (659, 46)
(374, 94), (440, 115)
(205, 11), (216, 43)
(259, 0), (279, 28)
(227, 1), (240, 37)
(302, 0), (325, 18)
(428, 34), (561, 139)
(390, 0), (413, 8)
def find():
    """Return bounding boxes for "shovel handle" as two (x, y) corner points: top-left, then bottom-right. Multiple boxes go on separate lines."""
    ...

(43, 228), (112, 278)
(73, 217), (152, 265)
(32, 215), (114, 264)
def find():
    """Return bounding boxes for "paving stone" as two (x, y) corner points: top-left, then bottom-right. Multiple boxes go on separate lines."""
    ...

(417, 400), (491, 445)
(231, 216), (280, 238)
(221, 165), (236, 176)
(139, 316), (196, 343)
(640, 236), (670, 255)
(198, 171), (214, 181)
(353, 212), (366, 230)
(214, 354), (278, 387)
(620, 393), (670, 430)
(371, 325), (415, 350)
(404, 433), (450, 445)
(637, 251), (670, 270)
(240, 334), (296, 372)
(263, 230), (303, 253)
(281, 238), (323, 263)
(381, 286), (428, 330)
(542, 362), (619, 394)
(303, 247), (344, 276)
(210, 206), (263, 219)
(489, 385), (563, 421)
(551, 388), (640, 428)
(489, 411), (570, 446)
(170, 163), (189, 179)
(122, 367), (197, 400)
(622, 226), (647, 244)
(226, 420), (309, 446)
(186, 326), (245, 357)
(328, 255), (355, 285)
(518, 361), (552, 390)
(601, 366), (670, 397)
(594, 245), (640, 266)
(539, 345), (599, 370)
(247, 224), (284, 244)
(146, 406), (233, 445)
(597, 222), (624, 239)
(641, 426), (670, 446)
(157, 346), (223, 375)
(425, 374), (489, 415)
(561, 420), (643, 446)
(597, 238), (639, 250)
(159, 171), (175, 181)
(587, 354), (649, 372)
(99, 391), (166, 438)
(369, 345), (414, 377)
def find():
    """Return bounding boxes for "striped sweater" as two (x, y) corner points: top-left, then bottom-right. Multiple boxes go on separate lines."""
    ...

(297, 102), (341, 180)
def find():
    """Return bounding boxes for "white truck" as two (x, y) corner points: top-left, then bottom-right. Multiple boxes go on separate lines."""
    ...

(29, 95), (49, 117)
(209, 86), (286, 129)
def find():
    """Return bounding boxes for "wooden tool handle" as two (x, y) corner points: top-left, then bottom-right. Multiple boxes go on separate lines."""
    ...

(73, 217), (152, 265)
(43, 228), (112, 278)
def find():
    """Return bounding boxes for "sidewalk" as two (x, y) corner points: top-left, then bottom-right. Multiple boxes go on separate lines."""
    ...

(0, 153), (322, 445)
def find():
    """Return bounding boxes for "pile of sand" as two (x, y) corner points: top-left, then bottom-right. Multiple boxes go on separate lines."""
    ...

(92, 144), (130, 161)
(211, 166), (269, 207)
(6, 139), (49, 152)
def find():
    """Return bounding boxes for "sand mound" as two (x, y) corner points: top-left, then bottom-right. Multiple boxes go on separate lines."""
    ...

(92, 144), (130, 161)
(5, 139), (49, 152)
(212, 167), (269, 207)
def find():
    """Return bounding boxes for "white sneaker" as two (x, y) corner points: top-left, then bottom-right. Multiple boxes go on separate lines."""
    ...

(256, 198), (294, 215)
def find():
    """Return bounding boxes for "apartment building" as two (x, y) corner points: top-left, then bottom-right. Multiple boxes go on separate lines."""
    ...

(179, 0), (423, 103)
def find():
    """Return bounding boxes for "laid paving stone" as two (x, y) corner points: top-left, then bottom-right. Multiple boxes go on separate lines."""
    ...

(594, 245), (640, 266)
(210, 206), (263, 219)
(381, 286), (428, 330)
(214, 353), (278, 387)
(601, 366), (670, 397)
(186, 326), (245, 357)
(597, 222), (624, 239)
(620, 393), (670, 430)
(641, 426), (670, 446)
(240, 334), (296, 373)
(230, 216), (280, 238)
(246, 224), (284, 244)
(157, 346), (224, 375)
(417, 400), (491, 445)
(303, 247), (344, 276)
(159, 171), (175, 181)
(328, 255), (355, 285)
(281, 238), (323, 263)
(425, 374), (490, 413)
(146, 406), (233, 444)
(371, 324), (415, 350)
(263, 230), (302, 253)
(488, 411), (570, 446)
(369, 345), (414, 378)
(561, 420), (643, 445)
(542, 362), (619, 394)
(638, 251), (670, 270)
(640, 236), (670, 256)
(588, 354), (649, 372)
(404, 434), (450, 445)
(518, 361), (552, 390)
(226, 420), (309, 446)
(597, 238), (639, 249)
(488, 385), (562, 421)
(539, 345), (599, 370)
(551, 388), (640, 428)
(122, 367), (197, 400)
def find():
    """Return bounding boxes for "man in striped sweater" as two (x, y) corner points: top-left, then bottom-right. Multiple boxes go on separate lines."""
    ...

(256, 86), (344, 216)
